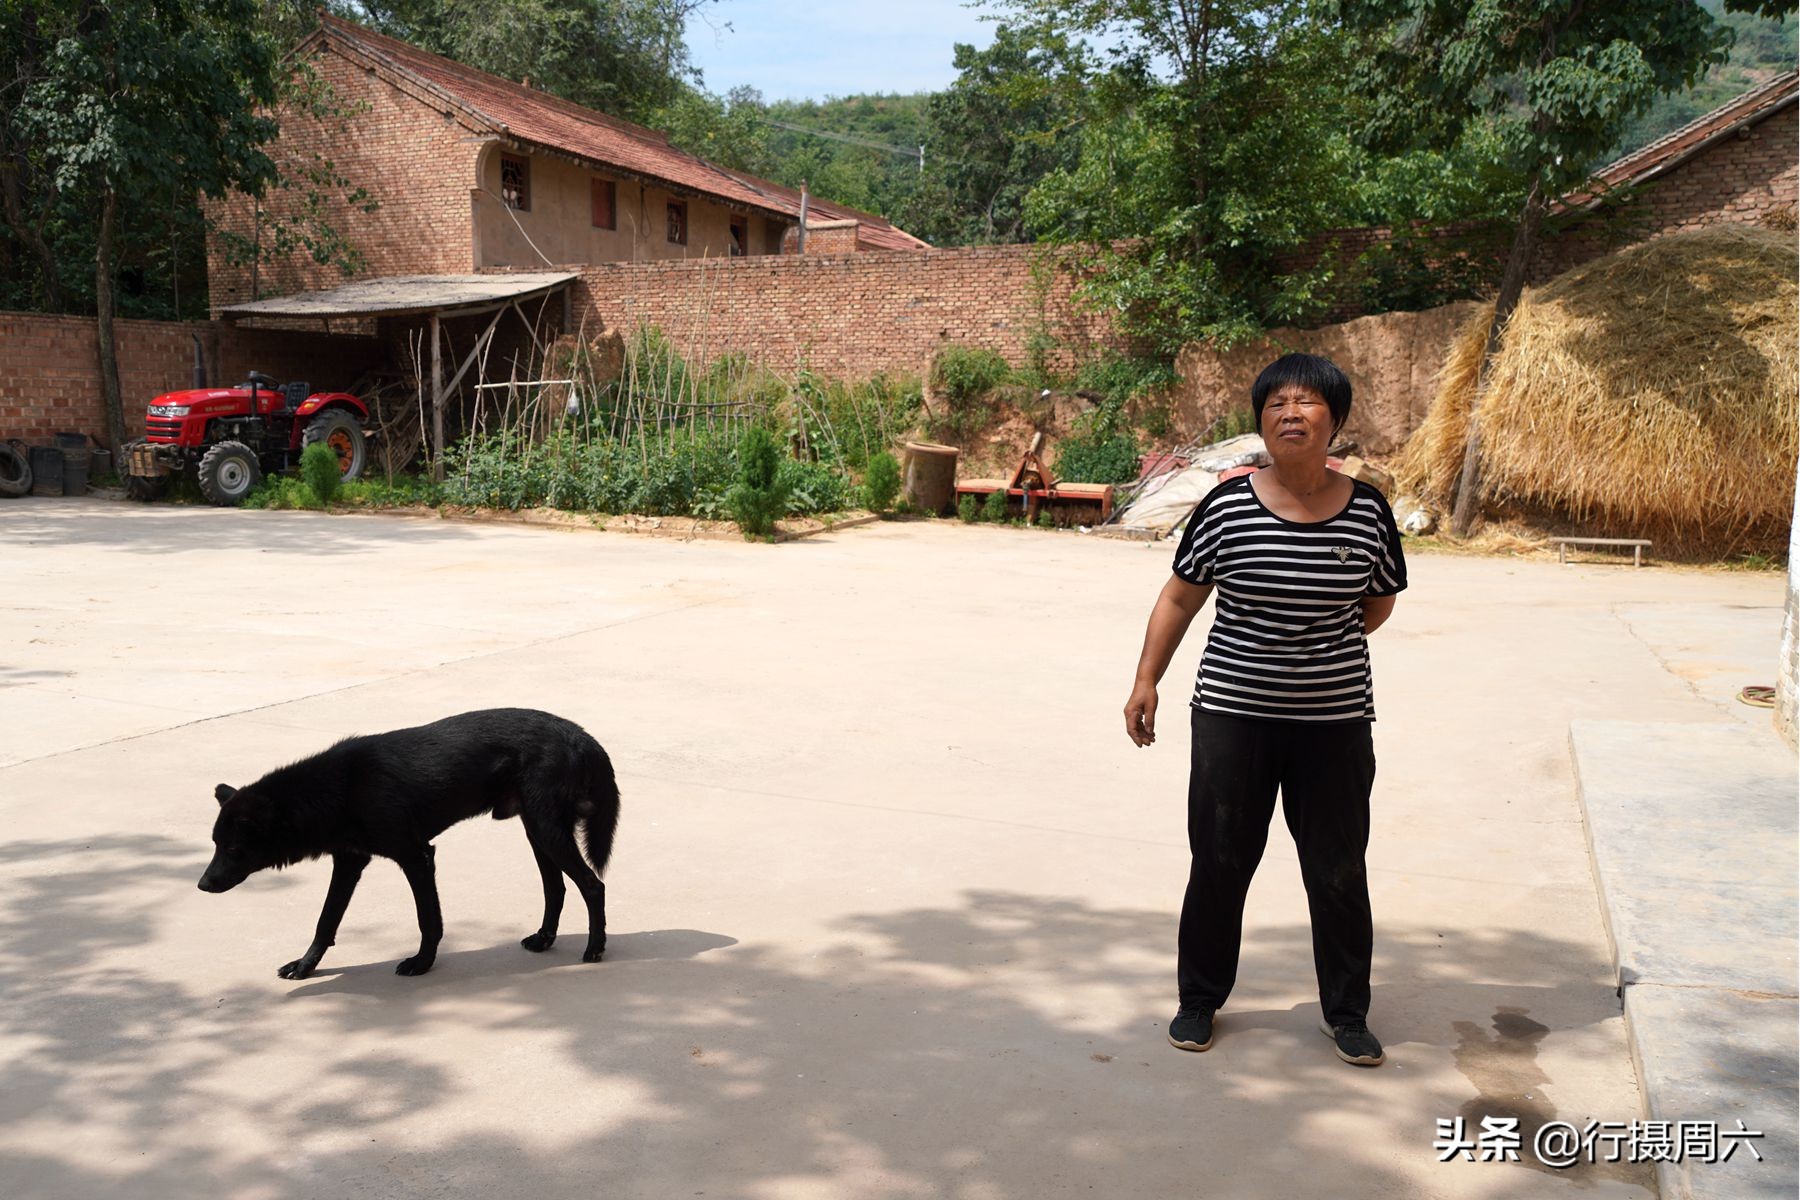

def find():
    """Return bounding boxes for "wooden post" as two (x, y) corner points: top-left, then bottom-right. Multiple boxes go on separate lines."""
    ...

(430, 312), (444, 483)
(797, 182), (809, 254)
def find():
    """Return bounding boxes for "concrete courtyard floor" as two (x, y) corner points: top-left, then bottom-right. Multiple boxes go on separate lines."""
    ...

(0, 499), (1787, 1200)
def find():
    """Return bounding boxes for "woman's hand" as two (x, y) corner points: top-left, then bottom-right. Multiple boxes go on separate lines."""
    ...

(1125, 679), (1159, 747)
(1125, 575), (1212, 748)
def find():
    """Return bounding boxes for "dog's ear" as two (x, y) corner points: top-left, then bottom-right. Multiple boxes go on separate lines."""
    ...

(215, 784), (237, 806)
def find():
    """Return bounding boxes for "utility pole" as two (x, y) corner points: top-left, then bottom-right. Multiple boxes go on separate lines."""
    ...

(797, 182), (809, 254)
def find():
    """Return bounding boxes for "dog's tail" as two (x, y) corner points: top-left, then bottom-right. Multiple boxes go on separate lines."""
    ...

(577, 741), (621, 876)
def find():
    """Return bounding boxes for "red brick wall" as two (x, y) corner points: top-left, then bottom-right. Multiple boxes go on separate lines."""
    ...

(567, 243), (1127, 379)
(0, 312), (383, 447)
(205, 42), (482, 315)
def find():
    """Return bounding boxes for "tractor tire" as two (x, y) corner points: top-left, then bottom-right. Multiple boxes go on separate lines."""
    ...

(198, 441), (262, 506)
(0, 441), (30, 498)
(302, 409), (367, 483)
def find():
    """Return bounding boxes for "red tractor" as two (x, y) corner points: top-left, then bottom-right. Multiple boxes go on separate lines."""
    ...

(121, 372), (370, 506)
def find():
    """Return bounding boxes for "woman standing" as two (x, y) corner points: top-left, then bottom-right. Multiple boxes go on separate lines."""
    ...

(1123, 353), (1406, 1068)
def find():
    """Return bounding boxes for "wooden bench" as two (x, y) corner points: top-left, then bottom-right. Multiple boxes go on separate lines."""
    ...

(1553, 536), (1652, 567)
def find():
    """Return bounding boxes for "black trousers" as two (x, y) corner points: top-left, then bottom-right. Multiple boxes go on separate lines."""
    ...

(1177, 708), (1376, 1025)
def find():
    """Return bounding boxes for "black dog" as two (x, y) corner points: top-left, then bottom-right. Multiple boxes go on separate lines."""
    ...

(199, 708), (619, 979)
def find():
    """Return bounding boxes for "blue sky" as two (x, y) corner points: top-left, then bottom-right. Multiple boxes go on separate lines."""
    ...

(685, 1), (1001, 102)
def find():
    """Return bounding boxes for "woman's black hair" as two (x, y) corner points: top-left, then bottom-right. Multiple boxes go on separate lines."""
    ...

(1251, 353), (1352, 434)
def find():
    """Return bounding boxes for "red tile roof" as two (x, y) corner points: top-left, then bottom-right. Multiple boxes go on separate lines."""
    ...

(308, 14), (928, 249)
(1558, 71), (1798, 213)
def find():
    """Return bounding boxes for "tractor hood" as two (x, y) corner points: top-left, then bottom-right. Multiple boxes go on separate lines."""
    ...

(144, 387), (367, 420)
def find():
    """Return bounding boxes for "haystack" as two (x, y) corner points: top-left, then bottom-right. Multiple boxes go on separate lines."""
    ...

(1397, 224), (1798, 557)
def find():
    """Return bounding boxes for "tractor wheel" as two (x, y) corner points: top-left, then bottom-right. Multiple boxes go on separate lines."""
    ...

(0, 441), (30, 498)
(302, 409), (367, 482)
(197, 441), (262, 506)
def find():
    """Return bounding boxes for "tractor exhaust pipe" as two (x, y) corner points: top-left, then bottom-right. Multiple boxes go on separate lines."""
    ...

(191, 334), (207, 388)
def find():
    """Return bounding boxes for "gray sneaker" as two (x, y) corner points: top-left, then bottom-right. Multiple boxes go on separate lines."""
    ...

(1320, 1018), (1384, 1066)
(1168, 1007), (1216, 1052)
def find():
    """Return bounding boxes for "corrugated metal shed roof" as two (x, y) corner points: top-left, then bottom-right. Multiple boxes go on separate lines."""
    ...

(218, 272), (576, 318)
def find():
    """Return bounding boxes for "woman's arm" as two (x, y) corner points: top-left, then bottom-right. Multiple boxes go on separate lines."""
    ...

(1125, 575), (1214, 747)
(1363, 593), (1397, 634)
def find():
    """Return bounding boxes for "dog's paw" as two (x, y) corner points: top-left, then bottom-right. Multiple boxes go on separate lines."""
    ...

(581, 944), (605, 963)
(277, 958), (316, 980)
(394, 955), (435, 976)
(520, 931), (556, 953)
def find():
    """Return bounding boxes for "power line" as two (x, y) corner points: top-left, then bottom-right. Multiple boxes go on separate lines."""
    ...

(764, 118), (924, 171)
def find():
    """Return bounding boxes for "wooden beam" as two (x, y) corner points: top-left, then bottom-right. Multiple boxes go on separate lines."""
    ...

(430, 312), (444, 483)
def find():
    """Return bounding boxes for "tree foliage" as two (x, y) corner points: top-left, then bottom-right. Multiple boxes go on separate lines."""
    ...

(4, 0), (284, 446)
(351, 0), (713, 125)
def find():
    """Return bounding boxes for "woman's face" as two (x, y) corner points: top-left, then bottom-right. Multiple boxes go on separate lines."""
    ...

(1260, 383), (1335, 458)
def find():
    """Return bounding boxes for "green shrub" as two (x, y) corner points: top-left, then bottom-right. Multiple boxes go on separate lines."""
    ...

(928, 346), (1011, 446)
(861, 451), (901, 514)
(300, 442), (342, 506)
(1037, 509), (1056, 528)
(1056, 398), (1143, 486)
(1072, 354), (1178, 407)
(930, 345), (1011, 404)
(242, 475), (319, 510)
(958, 494), (979, 523)
(777, 456), (853, 516)
(981, 489), (1009, 523)
(729, 425), (789, 538)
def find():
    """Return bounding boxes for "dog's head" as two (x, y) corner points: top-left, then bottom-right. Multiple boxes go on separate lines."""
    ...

(198, 784), (279, 893)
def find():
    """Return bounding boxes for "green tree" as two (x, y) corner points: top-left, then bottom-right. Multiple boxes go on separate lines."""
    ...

(1007, 0), (1363, 352)
(922, 23), (1089, 244)
(354, 0), (713, 125)
(14, 0), (282, 449)
(1339, 0), (1742, 534)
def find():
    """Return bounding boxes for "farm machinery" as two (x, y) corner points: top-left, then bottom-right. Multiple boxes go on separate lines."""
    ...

(120, 372), (369, 506)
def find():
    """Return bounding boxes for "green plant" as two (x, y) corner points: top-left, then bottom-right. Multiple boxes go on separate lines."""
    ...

(1036, 509), (1055, 528)
(778, 456), (853, 516)
(861, 450), (901, 514)
(1056, 401), (1142, 485)
(729, 425), (789, 538)
(300, 442), (341, 506)
(981, 489), (1009, 523)
(241, 475), (318, 510)
(928, 345), (1011, 445)
(1202, 407), (1258, 444)
(958, 494), (979, 523)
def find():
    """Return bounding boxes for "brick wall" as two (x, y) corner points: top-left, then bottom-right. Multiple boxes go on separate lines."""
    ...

(205, 42), (482, 315)
(0, 311), (383, 447)
(567, 243), (1127, 379)
(1531, 103), (1799, 281)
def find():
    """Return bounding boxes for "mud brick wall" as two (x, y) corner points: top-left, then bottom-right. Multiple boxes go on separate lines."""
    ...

(567, 244), (1128, 380)
(205, 40), (482, 316)
(0, 312), (383, 447)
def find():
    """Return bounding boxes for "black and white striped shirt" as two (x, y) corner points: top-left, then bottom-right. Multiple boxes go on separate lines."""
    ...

(1172, 474), (1406, 723)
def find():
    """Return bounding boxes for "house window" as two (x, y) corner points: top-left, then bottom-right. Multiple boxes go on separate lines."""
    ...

(500, 154), (530, 211)
(666, 201), (688, 245)
(591, 178), (616, 229)
(729, 215), (747, 257)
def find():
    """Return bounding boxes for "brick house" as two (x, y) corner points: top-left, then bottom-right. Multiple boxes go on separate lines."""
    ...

(1531, 69), (1798, 279)
(206, 13), (926, 314)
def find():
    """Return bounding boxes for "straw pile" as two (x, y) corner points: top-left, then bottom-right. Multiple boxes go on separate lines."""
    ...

(1397, 223), (1799, 557)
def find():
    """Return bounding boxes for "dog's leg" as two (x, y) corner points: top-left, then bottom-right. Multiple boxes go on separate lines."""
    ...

(279, 851), (370, 980)
(520, 824), (565, 953)
(394, 845), (444, 976)
(532, 824), (607, 963)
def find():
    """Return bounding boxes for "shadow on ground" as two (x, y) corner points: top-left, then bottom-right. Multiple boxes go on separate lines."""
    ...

(0, 836), (1654, 1198)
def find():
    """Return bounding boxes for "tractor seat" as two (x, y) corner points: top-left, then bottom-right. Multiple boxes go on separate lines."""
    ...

(282, 381), (310, 410)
